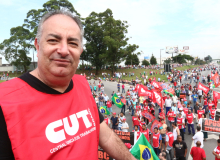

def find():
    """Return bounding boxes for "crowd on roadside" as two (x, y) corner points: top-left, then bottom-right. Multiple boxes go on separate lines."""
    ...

(89, 64), (220, 160)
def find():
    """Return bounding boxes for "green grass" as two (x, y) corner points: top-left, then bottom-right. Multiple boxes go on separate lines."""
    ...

(76, 65), (200, 84)
(0, 80), (5, 83)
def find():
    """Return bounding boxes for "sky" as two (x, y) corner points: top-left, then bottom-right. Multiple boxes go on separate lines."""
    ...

(0, 0), (220, 64)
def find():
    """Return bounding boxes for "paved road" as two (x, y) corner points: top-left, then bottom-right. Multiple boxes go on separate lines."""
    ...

(89, 68), (220, 159)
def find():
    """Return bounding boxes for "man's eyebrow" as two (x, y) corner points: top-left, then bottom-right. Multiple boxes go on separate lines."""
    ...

(67, 37), (80, 42)
(47, 34), (62, 39)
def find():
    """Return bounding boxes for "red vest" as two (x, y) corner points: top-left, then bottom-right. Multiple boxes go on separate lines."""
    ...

(104, 118), (109, 125)
(186, 113), (193, 124)
(142, 129), (150, 141)
(0, 75), (100, 160)
(177, 117), (184, 129)
(167, 111), (175, 122)
(132, 117), (140, 126)
(215, 146), (220, 160)
(210, 109), (216, 119)
(139, 122), (146, 132)
(152, 133), (160, 148)
(197, 110), (204, 119)
(167, 132), (174, 147)
(208, 103), (215, 110)
(183, 108), (188, 115)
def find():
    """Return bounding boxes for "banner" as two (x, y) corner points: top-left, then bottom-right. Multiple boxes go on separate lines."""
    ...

(142, 112), (155, 122)
(151, 120), (162, 133)
(139, 88), (153, 99)
(201, 119), (220, 134)
(165, 46), (173, 53)
(178, 49), (185, 54)
(113, 130), (135, 145)
(212, 72), (220, 87)
(183, 46), (189, 50)
(151, 81), (162, 90)
(134, 84), (141, 92)
(98, 149), (113, 160)
(152, 90), (164, 108)
(197, 82), (209, 94)
(213, 91), (220, 99)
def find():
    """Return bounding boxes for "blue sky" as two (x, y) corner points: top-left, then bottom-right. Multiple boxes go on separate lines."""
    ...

(1, 0), (220, 64)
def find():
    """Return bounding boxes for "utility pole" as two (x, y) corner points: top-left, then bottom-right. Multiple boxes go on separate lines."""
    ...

(160, 49), (164, 69)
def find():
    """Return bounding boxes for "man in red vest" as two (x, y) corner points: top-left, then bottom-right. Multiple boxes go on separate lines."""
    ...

(141, 124), (152, 142)
(151, 127), (161, 156)
(210, 105), (217, 120)
(213, 139), (220, 160)
(132, 113), (140, 130)
(0, 10), (136, 160)
(197, 106), (205, 121)
(177, 112), (185, 141)
(166, 127), (174, 160)
(186, 109), (195, 135)
(167, 108), (176, 130)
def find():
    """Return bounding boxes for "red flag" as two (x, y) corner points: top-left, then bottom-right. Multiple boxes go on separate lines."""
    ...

(213, 91), (220, 99)
(134, 84), (141, 92)
(151, 120), (162, 132)
(152, 90), (164, 108)
(213, 73), (220, 87)
(166, 88), (175, 95)
(151, 81), (162, 90)
(139, 87), (153, 100)
(142, 112), (155, 122)
(197, 82), (209, 94)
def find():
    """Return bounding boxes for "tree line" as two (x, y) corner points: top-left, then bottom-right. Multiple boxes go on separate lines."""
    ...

(0, 0), (141, 74)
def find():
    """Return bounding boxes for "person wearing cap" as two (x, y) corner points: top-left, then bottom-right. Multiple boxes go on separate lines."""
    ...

(111, 112), (119, 130)
(121, 118), (129, 132)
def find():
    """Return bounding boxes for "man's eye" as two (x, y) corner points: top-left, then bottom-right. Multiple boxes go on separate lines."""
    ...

(48, 39), (58, 42)
(69, 42), (78, 46)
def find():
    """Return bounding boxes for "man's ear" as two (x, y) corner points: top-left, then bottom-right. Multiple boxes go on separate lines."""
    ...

(34, 38), (39, 57)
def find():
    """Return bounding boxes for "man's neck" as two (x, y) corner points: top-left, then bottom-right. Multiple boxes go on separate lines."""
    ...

(30, 69), (71, 93)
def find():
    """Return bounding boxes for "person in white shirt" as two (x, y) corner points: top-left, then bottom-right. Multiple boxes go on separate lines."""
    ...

(121, 118), (129, 132)
(192, 126), (204, 148)
(118, 112), (126, 131)
(197, 89), (203, 103)
(165, 95), (173, 115)
(172, 93), (178, 104)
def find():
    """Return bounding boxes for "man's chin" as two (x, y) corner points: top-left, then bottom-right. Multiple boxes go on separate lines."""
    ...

(50, 69), (73, 78)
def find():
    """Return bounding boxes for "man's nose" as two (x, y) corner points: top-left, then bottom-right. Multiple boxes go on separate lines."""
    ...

(57, 41), (69, 57)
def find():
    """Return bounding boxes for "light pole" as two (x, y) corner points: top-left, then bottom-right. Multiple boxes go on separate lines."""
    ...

(160, 49), (164, 69)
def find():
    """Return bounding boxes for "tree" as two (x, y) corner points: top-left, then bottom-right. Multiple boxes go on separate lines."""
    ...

(125, 54), (140, 65)
(100, 9), (139, 74)
(0, 26), (32, 72)
(195, 58), (206, 65)
(150, 54), (157, 65)
(142, 60), (150, 66)
(172, 54), (193, 64)
(204, 55), (212, 63)
(164, 58), (172, 64)
(83, 11), (107, 74)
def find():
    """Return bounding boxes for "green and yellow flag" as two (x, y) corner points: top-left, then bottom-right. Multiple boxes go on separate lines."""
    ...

(130, 134), (159, 160)
(99, 106), (110, 115)
(111, 93), (124, 108)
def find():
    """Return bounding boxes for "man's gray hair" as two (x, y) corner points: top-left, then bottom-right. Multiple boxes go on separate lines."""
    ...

(36, 9), (84, 44)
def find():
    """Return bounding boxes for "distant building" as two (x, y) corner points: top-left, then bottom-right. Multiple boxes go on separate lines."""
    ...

(0, 57), (37, 73)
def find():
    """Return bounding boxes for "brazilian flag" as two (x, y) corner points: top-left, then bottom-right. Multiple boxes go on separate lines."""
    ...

(99, 106), (110, 115)
(164, 90), (173, 97)
(111, 93), (124, 108)
(130, 134), (159, 160)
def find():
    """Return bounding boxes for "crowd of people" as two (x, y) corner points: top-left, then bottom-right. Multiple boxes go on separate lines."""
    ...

(90, 65), (220, 160)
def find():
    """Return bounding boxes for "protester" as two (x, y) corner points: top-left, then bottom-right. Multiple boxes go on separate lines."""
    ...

(121, 118), (129, 132)
(186, 109), (196, 135)
(213, 139), (220, 160)
(104, 114), (111, 127)
(192, 126), (204, 148)
(177, 112), (185, 141)
(166, 127), (174, 160)
(152, 127), (161, 156)
(190, 141), (206, 160)
(0, 10), (136, 160)
(111, 112), (119, 129)
(172, 122), (180, 141)
(173, 135), (187, 160)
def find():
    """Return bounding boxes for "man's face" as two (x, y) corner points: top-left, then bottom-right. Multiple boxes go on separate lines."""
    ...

(35, 15), (83, 78)
(177, 136), (182, 142)
(154, 128), (158, 134)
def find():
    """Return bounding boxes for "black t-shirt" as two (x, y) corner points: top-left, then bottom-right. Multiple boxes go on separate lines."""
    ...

(172, 140), (187, 157)
(0, 72), (104, 160)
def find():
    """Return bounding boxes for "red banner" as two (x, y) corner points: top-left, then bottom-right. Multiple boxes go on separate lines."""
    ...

(151, 81), (162, 90)
(134, 84), (141, 92)
(151, 120), (162, 132)
(213, 91), (220, 99)
(212, 73), (220, 87)
(152, 90), (164, 108)
(197, 82), (209, 94)
(142, 112), (155, 122)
